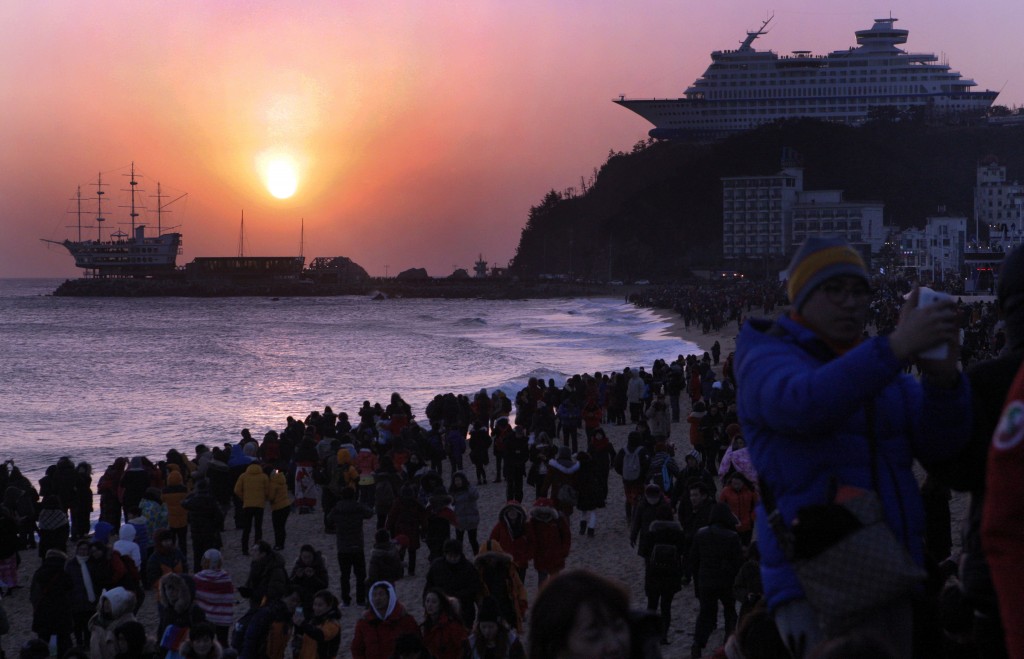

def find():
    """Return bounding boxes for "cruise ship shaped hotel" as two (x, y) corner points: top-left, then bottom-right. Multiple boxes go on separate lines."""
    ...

(616, 16), (998, 139)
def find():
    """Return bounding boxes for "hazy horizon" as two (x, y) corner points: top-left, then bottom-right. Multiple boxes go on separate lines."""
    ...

(3, 1), (1021, 278)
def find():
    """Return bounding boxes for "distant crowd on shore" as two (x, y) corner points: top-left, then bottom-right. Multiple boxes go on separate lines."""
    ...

(0, 352), (760, 659)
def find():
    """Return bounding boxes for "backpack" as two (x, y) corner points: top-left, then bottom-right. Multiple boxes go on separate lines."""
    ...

(621, 448), (644, 482)
(648, 542), (680, 577)
(557, 484), (579, 508)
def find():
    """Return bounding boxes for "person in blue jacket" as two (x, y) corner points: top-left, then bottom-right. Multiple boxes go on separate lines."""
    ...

(735, 236), (970, 658)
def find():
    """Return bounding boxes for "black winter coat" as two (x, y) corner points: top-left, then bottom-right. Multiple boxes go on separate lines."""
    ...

(690, 504), (743, 592)
(327, 499), (374, 554)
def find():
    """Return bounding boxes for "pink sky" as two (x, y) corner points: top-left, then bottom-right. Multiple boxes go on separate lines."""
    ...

(2, 1), (1021, 278)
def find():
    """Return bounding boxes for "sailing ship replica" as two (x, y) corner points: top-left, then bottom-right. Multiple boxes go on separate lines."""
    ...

(42, 163), (183, 278)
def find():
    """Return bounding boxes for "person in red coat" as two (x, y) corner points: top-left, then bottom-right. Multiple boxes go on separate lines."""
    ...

(719, 473), (759, 546)
(983, 361), (1024, 659)
(351, 580), (420, 659)
(487, 502), (532, 582)
(420, 587), (469, 659)
(386, 485), (427, 577)
(527, 499), (571, 587)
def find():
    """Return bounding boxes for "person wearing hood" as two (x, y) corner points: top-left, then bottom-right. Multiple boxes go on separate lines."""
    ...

(718, 428), (758, 487)
(424, 538), (481, 627)
(156, 572), (207, 652)
(689, 502), (742, 658)
(386, 484), (427, 577)
(88, 586), (138, 659)
(541, 446), (580, 519)
(351, 581), (420, 659)
(112, 522), (142, 575)
(234, 463), (269, 555)
(487, 503), (532, 582)
(473, 540), (528, 634)
(292, 589), (342, 659)
(162, 469), (189, 553)
(527, 498), (571, 587)
(192, 549), (235, 646)
(182, 479), (225, 572)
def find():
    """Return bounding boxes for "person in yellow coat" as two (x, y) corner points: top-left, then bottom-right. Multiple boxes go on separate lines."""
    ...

(268, 469), (293, 551)
(292, 590), (342, 659)
(234, 463), (269, 555)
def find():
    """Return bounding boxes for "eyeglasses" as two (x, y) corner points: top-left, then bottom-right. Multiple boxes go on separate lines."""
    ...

(818, 281), (873, 305)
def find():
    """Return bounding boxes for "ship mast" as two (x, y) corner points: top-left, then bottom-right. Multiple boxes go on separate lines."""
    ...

(72, 186), (83, 242)
(127, 162), (139, 235)
(93, 172), (107, 242)
(299, 218), (304, 258)
(238, 211), (245, 257)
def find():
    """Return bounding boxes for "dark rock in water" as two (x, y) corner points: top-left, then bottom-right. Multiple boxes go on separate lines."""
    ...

(396, 267), (429, 281)
(306, 256), (370, 282)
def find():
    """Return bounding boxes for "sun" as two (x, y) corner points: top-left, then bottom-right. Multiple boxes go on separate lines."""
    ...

(262, 156), (299, 199)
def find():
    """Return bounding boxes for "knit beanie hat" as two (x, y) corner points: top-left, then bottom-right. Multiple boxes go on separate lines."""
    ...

(786, 236), (869, 311)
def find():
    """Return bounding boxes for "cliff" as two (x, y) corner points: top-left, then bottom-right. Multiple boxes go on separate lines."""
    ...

(509, 120), (1024, 280)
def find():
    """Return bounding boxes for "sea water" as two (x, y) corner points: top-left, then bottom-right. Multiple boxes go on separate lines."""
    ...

(0, 279), (700, 482)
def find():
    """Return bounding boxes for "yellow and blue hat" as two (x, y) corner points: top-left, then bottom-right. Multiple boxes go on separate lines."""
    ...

(786, 236), (868, 311)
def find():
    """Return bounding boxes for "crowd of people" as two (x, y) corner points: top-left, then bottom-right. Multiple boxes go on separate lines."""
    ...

(5, 238), (1024, 659)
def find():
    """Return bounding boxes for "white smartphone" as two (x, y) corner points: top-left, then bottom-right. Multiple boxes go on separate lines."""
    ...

(916, 286), (952, 359)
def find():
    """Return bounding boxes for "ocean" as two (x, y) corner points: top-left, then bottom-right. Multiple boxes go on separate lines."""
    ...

(0, 279), (699, 483)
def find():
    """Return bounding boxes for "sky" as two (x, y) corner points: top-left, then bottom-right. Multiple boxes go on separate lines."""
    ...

(2, 1), (1022, 278)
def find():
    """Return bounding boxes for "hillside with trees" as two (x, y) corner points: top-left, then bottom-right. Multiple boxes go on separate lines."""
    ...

(509, 119), (1024, 281)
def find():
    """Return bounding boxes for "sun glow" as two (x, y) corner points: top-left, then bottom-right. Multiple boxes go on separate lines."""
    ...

(261, 156), (299, 199)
